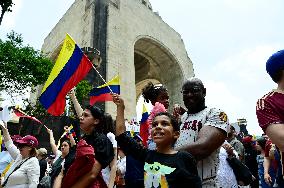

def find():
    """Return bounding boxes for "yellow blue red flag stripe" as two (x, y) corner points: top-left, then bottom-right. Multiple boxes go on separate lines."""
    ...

(140, 103), (149, 146)
(40, 34), (92, 116)
(89, 75), (120, 105)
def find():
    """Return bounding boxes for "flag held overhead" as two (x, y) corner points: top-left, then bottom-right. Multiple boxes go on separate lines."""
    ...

(89, 75), (120, 105)
(39, 34), (93, 116)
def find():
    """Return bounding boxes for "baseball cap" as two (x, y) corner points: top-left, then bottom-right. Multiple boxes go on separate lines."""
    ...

(266, 50), (284, 79)
(242, 136), (252, 144)
(15, 135), (38, 148)
(37, 148), (47, 155)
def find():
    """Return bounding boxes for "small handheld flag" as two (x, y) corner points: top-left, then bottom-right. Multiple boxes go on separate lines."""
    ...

(140, 104), (149, 147)
(13, 108), (42, 125)
(89, 75), (120, 105)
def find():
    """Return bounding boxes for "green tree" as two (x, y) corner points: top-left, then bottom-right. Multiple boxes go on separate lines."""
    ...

(75, 80), (93, 104)
(0, 31), (53, 101)
(0, 0), (14, 25)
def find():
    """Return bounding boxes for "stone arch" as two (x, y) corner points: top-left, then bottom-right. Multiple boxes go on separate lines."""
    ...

(134, 36), (184, 110)
(40, 0), (194, 119)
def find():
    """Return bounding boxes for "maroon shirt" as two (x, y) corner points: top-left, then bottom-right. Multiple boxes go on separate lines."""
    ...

(256, 90), (284, 132)
(257, 90), (284, 178)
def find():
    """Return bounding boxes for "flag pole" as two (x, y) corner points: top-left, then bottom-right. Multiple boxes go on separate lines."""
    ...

(90, 63), (114, 94)
(14, 107), (49, 130)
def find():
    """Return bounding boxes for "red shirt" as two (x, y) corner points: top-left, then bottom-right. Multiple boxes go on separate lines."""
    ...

(256, 90), (284, 132)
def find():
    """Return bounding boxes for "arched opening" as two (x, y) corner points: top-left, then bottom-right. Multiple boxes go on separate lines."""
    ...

(134, 37), (184, 113)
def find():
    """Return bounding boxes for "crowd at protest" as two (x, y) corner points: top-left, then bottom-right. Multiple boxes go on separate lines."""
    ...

(0, 46), (284, 188)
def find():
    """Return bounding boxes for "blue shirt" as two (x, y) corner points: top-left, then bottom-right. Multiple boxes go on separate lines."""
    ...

(0, 151), (13, 174)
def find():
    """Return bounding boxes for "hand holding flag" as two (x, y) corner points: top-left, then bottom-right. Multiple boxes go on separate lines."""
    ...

(89, 75), (120, 105)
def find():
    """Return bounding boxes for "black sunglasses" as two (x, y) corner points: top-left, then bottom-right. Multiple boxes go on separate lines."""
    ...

(181, 87), (203, 95)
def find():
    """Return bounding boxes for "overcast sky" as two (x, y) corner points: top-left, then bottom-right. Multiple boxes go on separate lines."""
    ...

(1, 0), (284, 135)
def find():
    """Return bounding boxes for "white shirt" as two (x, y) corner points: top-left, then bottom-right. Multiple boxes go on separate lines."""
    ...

(216, 142), (238, 188)
(175, 107), (229, 187)
(102, 132), (117, 185)
(0, 151), (13, 174)
(116, 156), (126, 177)
(3, 140), (40, 188)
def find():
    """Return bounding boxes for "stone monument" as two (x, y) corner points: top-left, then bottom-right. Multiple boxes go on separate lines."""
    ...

(41, 0), (194, 119)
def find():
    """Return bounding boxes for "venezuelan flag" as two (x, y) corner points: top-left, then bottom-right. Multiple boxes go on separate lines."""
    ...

(39, 34), (93, 116)
(140, 104), (149, 147)
(89, 75), (120, 105)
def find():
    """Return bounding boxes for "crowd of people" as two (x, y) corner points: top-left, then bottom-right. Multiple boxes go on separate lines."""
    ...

(0, 50), (284, 188)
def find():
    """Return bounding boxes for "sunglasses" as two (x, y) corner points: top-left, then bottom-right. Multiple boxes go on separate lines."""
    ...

(180, 87), (203, 95)
(17, 144), (31, 149)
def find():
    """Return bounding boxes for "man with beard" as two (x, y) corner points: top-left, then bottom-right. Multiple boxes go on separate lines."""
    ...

(174, 78), (229, 187)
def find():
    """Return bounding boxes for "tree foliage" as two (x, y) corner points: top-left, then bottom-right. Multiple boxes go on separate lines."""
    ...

(0, 0), (14, 25)
(75, 80), (93, 105)
(0, 31), (53, 99)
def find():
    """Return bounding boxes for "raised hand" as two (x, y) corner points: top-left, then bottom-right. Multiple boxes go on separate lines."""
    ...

(0, 120), (7, 130)
(64, 126), (70, 133)
(68, 88), (76, 97)
(46, 128), (53, 135)
(112, 93), (124, 108)
(223, 143), (235, 157)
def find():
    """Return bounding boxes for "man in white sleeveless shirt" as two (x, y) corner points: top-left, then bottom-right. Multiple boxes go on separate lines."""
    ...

(174, 78), (229, 187)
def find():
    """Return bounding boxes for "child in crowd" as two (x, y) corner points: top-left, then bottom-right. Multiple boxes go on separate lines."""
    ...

(112, 94), (201, 188)
(142, 82), (169, 110)
(142, 82), (169, 149)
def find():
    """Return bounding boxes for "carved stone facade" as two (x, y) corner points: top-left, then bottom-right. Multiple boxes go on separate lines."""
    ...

(41, 0), (194, 118)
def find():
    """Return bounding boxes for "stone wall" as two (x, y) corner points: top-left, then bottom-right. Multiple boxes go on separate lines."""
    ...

(41, 0), (194, 119)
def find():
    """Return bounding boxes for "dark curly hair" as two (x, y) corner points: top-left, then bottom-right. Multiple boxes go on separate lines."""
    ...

(142, 82), (168, 104)
(85, 105), (105, 133)
(102, 113), (115, 135)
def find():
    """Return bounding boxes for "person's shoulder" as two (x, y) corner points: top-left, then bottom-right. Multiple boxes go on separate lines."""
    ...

(94, 132), (111, 142)
(177, 151), (195, 160)
(256, 90), (280, 107)
(207, 107), (226, 114)
(28, 157), (41, 166)
(106, 132), (116, 140)
(176, 151), (197, 165)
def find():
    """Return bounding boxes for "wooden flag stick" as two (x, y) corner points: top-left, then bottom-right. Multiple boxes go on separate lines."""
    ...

(90, 63), (114, 94)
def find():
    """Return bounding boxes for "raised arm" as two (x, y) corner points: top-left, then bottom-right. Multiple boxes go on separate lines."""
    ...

(108, 148), (117, 188)
(177, 126), (226, 160)
(69, 88), (84, 117)
(46, 128), (58, 155)
(0, 121), (12, 143)
(64, 126), (76, 147)
(112, 94), (126, 136)
(0, 121), (20, 160)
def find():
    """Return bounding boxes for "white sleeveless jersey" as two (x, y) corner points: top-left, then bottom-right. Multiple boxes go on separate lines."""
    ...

(175, 107), (229, 187)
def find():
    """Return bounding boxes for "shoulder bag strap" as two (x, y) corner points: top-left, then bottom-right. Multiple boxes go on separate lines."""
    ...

(1, 157), (31, 187)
